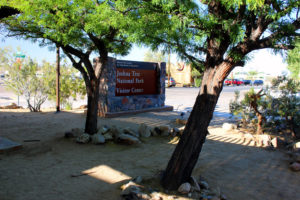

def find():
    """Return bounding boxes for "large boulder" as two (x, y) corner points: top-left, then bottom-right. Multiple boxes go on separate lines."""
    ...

(91, 133), (105, 144)
(138, 123), (151, 138)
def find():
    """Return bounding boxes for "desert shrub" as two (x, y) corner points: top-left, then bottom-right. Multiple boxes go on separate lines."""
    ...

(4, 58), (49, 112)
(230, 76), (300, 138)
(230, 88), (269, 134)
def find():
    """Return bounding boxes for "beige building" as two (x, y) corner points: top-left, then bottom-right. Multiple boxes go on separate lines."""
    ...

(168, 62), (193, 86)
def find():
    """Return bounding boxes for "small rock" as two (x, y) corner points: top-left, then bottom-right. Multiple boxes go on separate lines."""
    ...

(294, 142), (300, 150)
(256, 134), (271, 147)
(151, 127), (161, 136)
(290, 162), (300, 171)
(109, 125), (121, 139)
(138, 123), (151, 138)
(76, 133), (90, 144)
(170, 127), (180, 137)
(150, 192), (162, 200)
(158, 125), (171, 136)
(242, 133), (255, 143)
(91, 133), (105, 144)
(178, 126), (185, 135)
(123, 127), (139, 138)
(103, 133), (113, 141)
(132, 176), (143, 184)
(121, 181), (141, 195)
(98, 125), (110, 134)
(175, 118), (187, 125)
(199, 180), (209, 190)
(117, 134), (141, 145)
(222, 123), (237, 131)
(136, 193), (151, 199)
(249, 140), (256, 146)
(271, 137), (286, 148)
(178, 182), (191, 194)
(189, 176), (201, 192)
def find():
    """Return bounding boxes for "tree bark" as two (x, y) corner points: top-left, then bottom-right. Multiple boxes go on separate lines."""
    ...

(85, 77), (100, 134)
(161, 64), (230, 190)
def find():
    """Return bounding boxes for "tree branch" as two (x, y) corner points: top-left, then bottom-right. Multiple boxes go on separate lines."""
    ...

(257, 17), (300, 49)
(61, 48), (91, 89)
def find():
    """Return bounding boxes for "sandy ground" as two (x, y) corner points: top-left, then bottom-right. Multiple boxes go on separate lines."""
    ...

(0, 109), (300, 200)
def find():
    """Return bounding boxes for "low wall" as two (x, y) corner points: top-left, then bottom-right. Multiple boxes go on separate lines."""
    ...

(97, 57), (171, 117)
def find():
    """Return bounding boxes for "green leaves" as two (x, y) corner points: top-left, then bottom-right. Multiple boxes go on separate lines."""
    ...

(287, 37), (300, 80)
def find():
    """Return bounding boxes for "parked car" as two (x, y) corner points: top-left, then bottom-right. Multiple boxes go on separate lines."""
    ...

(253, 80), (264, 86)
(224, 79), (244, 86)
(243, 80), (252, 85)
(165, 77), (176, 87)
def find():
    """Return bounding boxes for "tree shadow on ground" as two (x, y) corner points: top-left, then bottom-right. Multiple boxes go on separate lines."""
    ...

(0, 110), (299, 200)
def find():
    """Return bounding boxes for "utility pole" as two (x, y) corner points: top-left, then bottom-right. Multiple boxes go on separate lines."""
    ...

(56, 46), (60, 112)
(168, 48), (171, 87)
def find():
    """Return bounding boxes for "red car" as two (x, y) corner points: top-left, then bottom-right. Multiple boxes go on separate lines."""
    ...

(224, 79), (244, 86)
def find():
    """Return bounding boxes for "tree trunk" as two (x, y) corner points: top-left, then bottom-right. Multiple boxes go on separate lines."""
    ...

(85, 77), (100, 134)
(256, 112), (265, 134)
(161, 64), (230, 190)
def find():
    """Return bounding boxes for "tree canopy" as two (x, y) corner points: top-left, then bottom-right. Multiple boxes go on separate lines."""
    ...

(137, 0), (300, 72)
(1, 0), (146, 133)
(287, 37), (300, 80)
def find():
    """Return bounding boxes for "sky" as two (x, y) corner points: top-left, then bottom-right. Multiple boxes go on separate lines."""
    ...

(0, 36), (289, 76)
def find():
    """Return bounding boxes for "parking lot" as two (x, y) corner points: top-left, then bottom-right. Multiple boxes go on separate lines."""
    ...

(0, 83), (259, 116)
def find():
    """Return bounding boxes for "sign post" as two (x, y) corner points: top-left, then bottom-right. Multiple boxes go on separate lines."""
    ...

(15, 52), (25, 106)
(56, 46), (60, 112)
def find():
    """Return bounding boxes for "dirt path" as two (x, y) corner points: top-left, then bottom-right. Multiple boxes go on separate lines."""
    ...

(0, 109), (299, 200)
